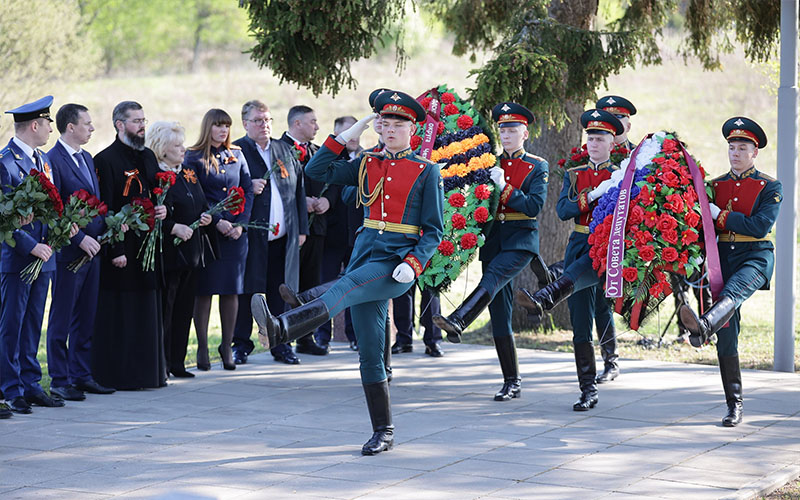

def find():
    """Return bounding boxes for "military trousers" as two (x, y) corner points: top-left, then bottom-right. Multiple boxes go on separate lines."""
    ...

(480, 249), (534, 338)
(716, 264), (767, 357)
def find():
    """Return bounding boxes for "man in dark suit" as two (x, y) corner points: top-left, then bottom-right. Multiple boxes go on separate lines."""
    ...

(46, 103), (115, 401)
(279, 105), (337, 356)
(232, 100), (308, 365)
(0, 96), (65, 413)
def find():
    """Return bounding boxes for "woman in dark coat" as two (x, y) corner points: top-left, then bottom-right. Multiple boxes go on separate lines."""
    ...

(185, 109), (253, 370)
(146, 121), (213, 377)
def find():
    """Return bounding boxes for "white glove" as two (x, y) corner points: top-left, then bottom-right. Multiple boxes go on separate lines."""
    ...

(610, 167), (625, 184)
(392, 262), (415, 283)
(338, 113), (378, 143)
(709, 203), (721, 220)
(589, 178), (615, 202)
(489, 167), (506, 190)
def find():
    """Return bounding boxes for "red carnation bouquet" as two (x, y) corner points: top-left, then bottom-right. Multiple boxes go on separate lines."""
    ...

(66, 199), (153, 273)
(138, 171), (176, 271)
(20, 188), (108, 284)
(175, 185), (245, 246)
(587, 132), (708, 329)
(557, 143), (630, 172)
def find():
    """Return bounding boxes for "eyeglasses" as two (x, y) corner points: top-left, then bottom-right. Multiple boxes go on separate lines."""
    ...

(247, 118), (273, 125)
(126, 118), (148, 125)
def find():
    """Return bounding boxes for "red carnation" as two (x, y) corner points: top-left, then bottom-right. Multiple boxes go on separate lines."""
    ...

(639, 185), (655, 206)
(456, 115), (474, 130)
(642, 210), (657, 228)
(657, 213), (678, 231)
(410, 135), (422, 149)
(639, 245), (656, 262)
(683, 186), (698, 206)
(662, 247), (679, 262)
(557, 158), (566, 167)
(662, 229), (678, 245)
(228, 186), (246, 216)
(622, 267), (639, 282)
(444, 103), (459, 116)
(438, 240), (455, 256)
(153, 187), (163, 196)
(437, 122), (445, 134)
(474, 206), (489, 223)
(684, 210), (701, 228)
(272, 222), (280, 236)
(448, 193), (465, 207)
(451, 213), (467, 229)
(156, 171), (177, 186)
(420, 97), (433, 110)
(460, 232), (478, 249)
(441, 92), (456, 104)
(681, 229), (699, 245)
(474, 184), (490, 200)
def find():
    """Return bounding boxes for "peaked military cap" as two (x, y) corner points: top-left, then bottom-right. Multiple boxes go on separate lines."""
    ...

(492, 102), (534, 128)
(5, 95), (54, 123)
(581, 109), (624, 135)
(722, 116), (767, 149)
(375, 91), (426, 123)
(368, 88), (392, 112)
(596, 95), (636, 117)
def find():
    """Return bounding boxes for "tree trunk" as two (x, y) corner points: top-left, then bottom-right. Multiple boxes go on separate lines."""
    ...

(512, 0), (598, 332)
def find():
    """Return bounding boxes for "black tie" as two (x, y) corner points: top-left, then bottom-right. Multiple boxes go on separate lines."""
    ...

(32, 150), (42, 171)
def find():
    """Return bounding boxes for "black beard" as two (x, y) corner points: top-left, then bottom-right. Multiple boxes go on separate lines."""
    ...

(122, 129), (145, 151)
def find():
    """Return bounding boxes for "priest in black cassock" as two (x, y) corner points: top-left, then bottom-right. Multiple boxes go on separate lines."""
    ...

(91, 101), (168, 390)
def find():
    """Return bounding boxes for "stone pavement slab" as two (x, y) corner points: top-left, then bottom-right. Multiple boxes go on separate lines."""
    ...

(0, 343), (798, 499)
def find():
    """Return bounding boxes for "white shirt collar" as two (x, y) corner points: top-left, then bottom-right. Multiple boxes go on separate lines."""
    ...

(58, 137), (81, 156)
(12, 136), (35, 161)
(285, 132), (304, 144)
(255, 139), (271, 154)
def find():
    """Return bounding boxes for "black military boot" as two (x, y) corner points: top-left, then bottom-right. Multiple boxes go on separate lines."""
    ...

(530, 255), (557, 289)
(719, 355), (743, 427)
(384, 316), (392, 384)
(515, 276), (574, 320)
(361, 380), (394, 455)
(432, 287), (491, 344)
(679, 295), (736, 348)
(278, 284), (304, 309)
(493, 335), (521, 401)
(295, 334), (329, 355)
(573, 342), (599, 411)
(279, 280), (337, 310)
(596, 322), (619, 383)
(251, 295), (329, 349)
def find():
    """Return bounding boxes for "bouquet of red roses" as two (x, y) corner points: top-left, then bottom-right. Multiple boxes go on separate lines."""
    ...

(20, 188), (107, 284)
(66, 198), (154, 273)
(138, 171), (176, 271)
(174, 186), (245, 246)
(0, 168), (63, 247)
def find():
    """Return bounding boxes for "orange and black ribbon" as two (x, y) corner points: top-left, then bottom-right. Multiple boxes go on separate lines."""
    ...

(123, 169), (143, 196)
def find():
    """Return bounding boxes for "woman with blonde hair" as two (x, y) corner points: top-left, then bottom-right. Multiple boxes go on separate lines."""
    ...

(185, 109), (253, 370)
(146, 121), (213, 377)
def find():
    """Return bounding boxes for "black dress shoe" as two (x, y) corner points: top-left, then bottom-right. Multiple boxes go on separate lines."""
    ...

(8, 397), (32, 414)
(424, 344), (444, 358)
(273, 351), (300, 365)
(296, 337), (329, 355)
(25, 392), (65, 408)
(0, 403), (12, 419)
(50, 385), (86, 401)
(391, 343), (412, 354)
(74, 379), (116, 394)
(233, 349), (248, 365)
(349, 341), (359, 351)
(170, 369), (195, 378)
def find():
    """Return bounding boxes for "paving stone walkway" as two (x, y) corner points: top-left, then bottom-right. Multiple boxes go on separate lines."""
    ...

(1, 343), (798, 499)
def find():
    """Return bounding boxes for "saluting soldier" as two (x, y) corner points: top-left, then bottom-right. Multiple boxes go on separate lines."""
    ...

(252, 90), (443, 455)
(679, 117), (782, 427)
(433, 102), (548, 401)
(516, 109), (624, 411)
(0, 96), (66, 413)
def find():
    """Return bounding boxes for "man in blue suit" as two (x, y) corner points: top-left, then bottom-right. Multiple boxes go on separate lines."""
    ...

(0, 96), (65, 413)
(46, 103), (115, 401)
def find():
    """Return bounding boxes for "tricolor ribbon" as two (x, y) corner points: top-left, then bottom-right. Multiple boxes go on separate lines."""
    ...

(604, 137), (646, 298)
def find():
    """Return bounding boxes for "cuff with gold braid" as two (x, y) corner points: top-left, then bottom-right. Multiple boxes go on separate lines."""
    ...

(403, 254), (424, 277)
(715, 210), (730, 231)
(578, 189), (591, 213)
(499, 184), (514, 205)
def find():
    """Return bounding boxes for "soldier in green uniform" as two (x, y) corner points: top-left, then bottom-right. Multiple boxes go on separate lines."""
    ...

(516, 109), (624, 411)
(251, 90), (443, 455)
(432, 102), (548, 402)
(679, 117), (782, 427)
(597, 95), (636, 152)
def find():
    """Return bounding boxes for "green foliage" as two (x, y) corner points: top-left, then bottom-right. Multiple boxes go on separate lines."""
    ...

(683, 0), (781, 70)
(241, 0), (408, 96)
(80, 0), (249, 73)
